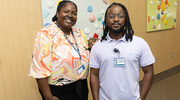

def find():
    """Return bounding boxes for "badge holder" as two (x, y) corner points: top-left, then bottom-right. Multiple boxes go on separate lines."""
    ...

(114, 57), (126, 67)
(77, 61), (85, 75)
(113, 50), (126, 67)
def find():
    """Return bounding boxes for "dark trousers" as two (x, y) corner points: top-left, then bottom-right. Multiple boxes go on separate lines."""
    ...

(39, 79), (88, 100)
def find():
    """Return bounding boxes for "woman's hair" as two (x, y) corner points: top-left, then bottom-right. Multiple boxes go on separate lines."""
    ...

(52, 0), (78, 22)
(101, 2), (134, 42)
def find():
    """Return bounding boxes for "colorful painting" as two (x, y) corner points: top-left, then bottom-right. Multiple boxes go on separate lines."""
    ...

(147, 0), (177, 32)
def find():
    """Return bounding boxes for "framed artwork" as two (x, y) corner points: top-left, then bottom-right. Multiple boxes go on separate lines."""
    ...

(147, 0), (177, 32)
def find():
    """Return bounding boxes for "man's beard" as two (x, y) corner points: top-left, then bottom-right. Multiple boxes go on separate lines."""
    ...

(110, 26), (125, 33)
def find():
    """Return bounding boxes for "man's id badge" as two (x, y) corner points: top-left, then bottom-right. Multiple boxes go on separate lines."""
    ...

(77, 64), (85, 75)
(114, 58), (126, 67)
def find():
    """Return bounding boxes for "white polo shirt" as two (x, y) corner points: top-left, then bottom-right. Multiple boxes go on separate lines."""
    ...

(89, 33), (155, 100)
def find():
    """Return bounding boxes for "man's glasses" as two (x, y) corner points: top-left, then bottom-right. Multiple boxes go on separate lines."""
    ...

(108, 13), (125, 19)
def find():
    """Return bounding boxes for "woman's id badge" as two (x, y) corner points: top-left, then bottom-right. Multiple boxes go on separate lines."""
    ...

(77, 64), (85, 75)
(114, 58), (126, 67)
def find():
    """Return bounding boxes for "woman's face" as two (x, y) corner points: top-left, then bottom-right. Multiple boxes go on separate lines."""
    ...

(56, 2), (77, 30)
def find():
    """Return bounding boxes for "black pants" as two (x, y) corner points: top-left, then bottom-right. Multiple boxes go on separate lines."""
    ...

(39, 79), (88, 100)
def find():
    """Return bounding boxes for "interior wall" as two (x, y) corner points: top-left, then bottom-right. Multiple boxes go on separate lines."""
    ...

(0, 67), (6, 100)
(0, 0), (179, 100)
(0, 0), (42, 99)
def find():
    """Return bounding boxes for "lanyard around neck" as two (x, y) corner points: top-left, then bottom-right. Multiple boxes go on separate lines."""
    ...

(56, 23), (81, 60)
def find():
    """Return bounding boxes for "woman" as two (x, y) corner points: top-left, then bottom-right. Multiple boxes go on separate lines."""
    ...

(29, 1), (89, 100)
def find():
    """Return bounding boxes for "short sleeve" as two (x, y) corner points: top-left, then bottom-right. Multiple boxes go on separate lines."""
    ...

(140, 39), (155, 67)
(89, 42), (100, 69)
(29, 30), (52, 78)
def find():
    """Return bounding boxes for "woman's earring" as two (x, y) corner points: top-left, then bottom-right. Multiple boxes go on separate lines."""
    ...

(124, 26), (126, 30)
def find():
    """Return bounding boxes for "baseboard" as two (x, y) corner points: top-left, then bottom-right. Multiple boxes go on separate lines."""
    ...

(153, 65), (180, 83)
(140, 64), (180, 84)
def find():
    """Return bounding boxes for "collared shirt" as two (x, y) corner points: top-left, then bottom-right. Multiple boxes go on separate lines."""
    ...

(106, 32), (127, 43)
(89, 33), (155, 100)
(29, 22), (89, 86)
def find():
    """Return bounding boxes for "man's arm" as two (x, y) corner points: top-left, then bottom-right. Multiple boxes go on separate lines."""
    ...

(36, 78), (60, 100)
(140, 64), (154, 100)
(90, 68), (100, 100)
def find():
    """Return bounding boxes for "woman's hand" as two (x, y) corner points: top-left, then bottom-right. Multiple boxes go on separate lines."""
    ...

(49, 96), (60, 100)
(88, 38), (99, 51)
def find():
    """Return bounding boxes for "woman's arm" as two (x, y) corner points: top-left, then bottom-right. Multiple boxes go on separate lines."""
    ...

(36, 78), (60, 100)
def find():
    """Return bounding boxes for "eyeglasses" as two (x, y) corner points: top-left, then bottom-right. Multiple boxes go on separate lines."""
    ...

(108, 13), (125, 19)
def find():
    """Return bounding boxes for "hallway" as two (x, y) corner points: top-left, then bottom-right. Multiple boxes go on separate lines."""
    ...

(146, 71), (180, 100)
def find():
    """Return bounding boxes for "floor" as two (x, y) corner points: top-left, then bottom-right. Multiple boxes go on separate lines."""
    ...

(146, 72), (180, 100)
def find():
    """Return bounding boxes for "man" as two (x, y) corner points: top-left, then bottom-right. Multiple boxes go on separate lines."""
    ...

(89, 2), (155, 100)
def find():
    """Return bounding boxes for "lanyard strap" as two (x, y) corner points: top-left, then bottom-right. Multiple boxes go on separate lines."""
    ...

(64, 30), (81, 60)
(56, 23), (81, 60)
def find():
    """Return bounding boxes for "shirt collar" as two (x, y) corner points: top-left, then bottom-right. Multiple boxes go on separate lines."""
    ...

(106, 32), (127, 42)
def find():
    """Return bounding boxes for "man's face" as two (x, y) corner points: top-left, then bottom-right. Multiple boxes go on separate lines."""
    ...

(106, 5), (125, 33)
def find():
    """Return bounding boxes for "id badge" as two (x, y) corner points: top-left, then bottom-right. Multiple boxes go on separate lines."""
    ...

(77, 64), (85, 75)
(114, 58), (126, 67)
